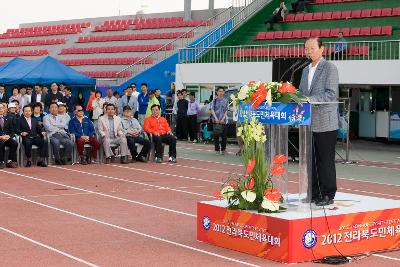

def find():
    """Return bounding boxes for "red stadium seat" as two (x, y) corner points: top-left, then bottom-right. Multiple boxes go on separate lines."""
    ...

(322, 12), (332, 20)
(392, 7), (400, 16)
(292, 30), (302, 38)
(274, 31), (284, 39)
(330, 28), (340, 37)
(381, 8), (392, 17)
(359, 46), (369, 56)
(341, 10), (351, 19)
(320, 29), (330, 37)
(370, 26), (381, 35)
(381, 26), (392, 35)
(351, 10), (361, 19)
(370, 9), (382, 17)
(256, 32), (266, 40)
(341, 28), (350, 37)
(304, 13), (313, 21)
(361, 9), (372, 18)
(349, 27), (361, 36)
(295, 14), (305, 22)
(313, 12), (323, 20)
(360, 27), (371, 36)
(265, 32), (274, 39)
(301, 30), (311, 38)
(311, 29), (321, 37)
(283, 31), (293, 39)
(285, 14), (295, 22)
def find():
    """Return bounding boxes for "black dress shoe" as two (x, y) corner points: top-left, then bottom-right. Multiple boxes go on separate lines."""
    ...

(0, 162), (5, 169)
(136, 156), (147, 163)
(315, 195), (334, 206)
(26, 160), (32, 167)
(37, 161), (48, 167)
(55, 160), (63, 165)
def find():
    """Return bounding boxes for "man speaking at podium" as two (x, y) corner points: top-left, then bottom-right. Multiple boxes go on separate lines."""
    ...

(299, 37), (339, 206)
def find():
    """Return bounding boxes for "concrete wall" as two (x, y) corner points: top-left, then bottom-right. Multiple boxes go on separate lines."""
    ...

(175, 60), (400, 90)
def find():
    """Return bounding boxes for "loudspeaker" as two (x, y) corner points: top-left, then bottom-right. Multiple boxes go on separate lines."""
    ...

(272, 57), (308, 89)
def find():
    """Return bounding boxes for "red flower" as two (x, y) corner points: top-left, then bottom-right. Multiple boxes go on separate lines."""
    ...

(272, 154), (288, 164)
(246, 159), (256, 174)
(264, 188), (282, 201)
(228, 181), (238, 187)
(278, 82), (297, 94)
(245, 177), (255, 190)
(271, 164), (286, 176)
(250, 83), (268, 108)
(213, 192), (224, 200)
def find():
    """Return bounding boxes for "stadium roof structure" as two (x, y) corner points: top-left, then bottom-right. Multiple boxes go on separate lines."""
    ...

(0, 56), (96, 85)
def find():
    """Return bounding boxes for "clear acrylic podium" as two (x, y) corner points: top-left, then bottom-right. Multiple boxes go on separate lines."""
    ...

(239, 102), (313, 212)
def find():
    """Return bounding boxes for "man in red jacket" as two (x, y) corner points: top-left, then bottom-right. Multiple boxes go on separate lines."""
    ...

(144, 104), (177, 163)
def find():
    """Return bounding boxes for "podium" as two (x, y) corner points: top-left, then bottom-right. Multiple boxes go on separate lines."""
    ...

(197, 102), (400, 263)
(238, 101), (313, 211)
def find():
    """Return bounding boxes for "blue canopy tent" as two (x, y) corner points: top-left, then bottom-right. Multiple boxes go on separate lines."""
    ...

(0, 56), (95, 86)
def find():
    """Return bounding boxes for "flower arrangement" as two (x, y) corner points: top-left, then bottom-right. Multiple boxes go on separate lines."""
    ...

(213, 81), (304, 213)
(230, 81), (306, 111)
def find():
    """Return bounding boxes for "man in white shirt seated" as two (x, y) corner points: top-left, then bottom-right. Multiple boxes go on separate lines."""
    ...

(43, 103), (74, 165)
(121, 105), (150, 163)
(57, 102), (70, 131)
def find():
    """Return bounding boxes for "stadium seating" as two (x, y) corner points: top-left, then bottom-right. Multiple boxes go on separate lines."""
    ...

(60, 57), (153, 66)
(77, 32), (193, 43)
(256, 26), (393, 40)
(80, 70), (133, 78)
(312, 0), (370, 4)
(59, 44), (173, 54)
(0, 49), (48, 57)
(0, 38), (65, 47)
(284, 8), (400, 23)
(0, 22), (90, 38)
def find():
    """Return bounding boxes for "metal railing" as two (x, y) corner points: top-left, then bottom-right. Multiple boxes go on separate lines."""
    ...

(94, 0), (271, 86)
(178, 40), (400, 64)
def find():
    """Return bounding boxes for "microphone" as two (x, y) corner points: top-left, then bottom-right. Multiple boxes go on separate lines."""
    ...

(278, 59), (302, 82)
(290, 58), (311, 83)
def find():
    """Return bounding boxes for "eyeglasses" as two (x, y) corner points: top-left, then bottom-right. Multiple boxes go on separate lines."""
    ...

(76, 109), (83, 112)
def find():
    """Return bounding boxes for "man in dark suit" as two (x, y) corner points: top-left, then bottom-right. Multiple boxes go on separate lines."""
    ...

(0, 84), (9, 103)
(299, 37), (339, 206)
(32, 84), (47, 105)
(44, 83), (63, 110)
(0, 103), (18, 168)
(16, 105), (48, 167)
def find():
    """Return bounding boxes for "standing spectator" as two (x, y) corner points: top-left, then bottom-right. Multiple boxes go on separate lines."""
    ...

(264, 2), (287, 30)
(85, 88), (96, 117)
(77, 91), (86, 108)
(0, 103), (18, 168)
(57, 102), (70, 130)
(145, 90), (160, 118)
(155, 89), (166, 115)
(68, 105), (100, 165)
(113, 91), (120, 100)
(0, 84), (9, 103)
(332, 32), (347, 60)
(138, 83), (149, 125)
(187, 92), (200, 143)
(144, 104), (177, 163)
(42, 86), (49, 95)
(103, 88), (118, 107)
(59, 83), (66, 96)
(165, 82), (175, 109)
(211, 87), (229, 155)
(121, 106), (151, 162)
(43, 103), (73, 165)
(92, 90), (105, 127)
(63, 86), (76, 115)
(24, 86), (33, 106)
(175, 91), (189, 141)
(44, 83), (63, 110)
(118, 85), (138, 116)
(130, 83), (140, 97)
(32, 84), (47, 105)
(97, 103), (129, 164)
(292, 0), (311, 13)
(9, 87), (24, 109)
(16, 105), (48, 167)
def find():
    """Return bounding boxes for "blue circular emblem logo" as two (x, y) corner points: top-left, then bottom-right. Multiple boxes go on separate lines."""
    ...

(202, 216), (211, 231)
(302, 229), (317, 249)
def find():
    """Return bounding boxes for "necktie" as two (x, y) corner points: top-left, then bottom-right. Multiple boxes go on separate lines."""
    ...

(0, 117), (3, 129)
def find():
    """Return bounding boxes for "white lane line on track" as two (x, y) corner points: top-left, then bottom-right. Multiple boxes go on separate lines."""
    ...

(0, 226), (98, 267)
(0, 170), (196, 218)
(0, 192), (93, 200)
(52, 166), (213, 199)
(179, 156), (400, 187)
(0, 190), (262, 267)
(372, 254), (400, 261)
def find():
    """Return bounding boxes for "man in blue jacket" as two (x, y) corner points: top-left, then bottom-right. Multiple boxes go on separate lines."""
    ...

(137, 83), (149, 125)
(68, 105), (100, 164)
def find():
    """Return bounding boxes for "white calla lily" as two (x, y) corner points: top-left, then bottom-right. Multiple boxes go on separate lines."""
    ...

(221, 186), (235, 199)
(261, 198), (280, 211)
(266, 89), (272, 106)
(241, 190), (256, 202)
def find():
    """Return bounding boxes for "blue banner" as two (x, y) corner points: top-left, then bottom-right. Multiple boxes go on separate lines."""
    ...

(389, 112), (400, 139)
(238, 102), (311, 126)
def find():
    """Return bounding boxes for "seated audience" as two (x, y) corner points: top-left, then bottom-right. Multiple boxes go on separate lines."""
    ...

(0, 103), (18, 168)
(58, 102), (70, 130)
(121, 106), (151, 163)
(103, 88), (119, 108)
(43, 103), (74, 165)
(0, 84), (9, 103)
(144, 104), (177, 163)
(6, 102), (20, 132)
(31, 102), (45, 126)
(9, 87), (25, 109)
(69, 105), (100, 165)
(16, 105), (48, 167)
(44, 83), (63, 110)
(98, 103), (129, 164)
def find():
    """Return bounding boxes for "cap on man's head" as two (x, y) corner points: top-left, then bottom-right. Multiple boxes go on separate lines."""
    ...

(57, 102), (66, 106)
(8, 103), (16, 108)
